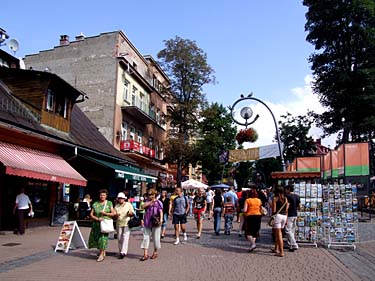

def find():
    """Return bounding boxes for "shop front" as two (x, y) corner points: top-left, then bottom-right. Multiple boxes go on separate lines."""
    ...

(0, 141), (87, 230)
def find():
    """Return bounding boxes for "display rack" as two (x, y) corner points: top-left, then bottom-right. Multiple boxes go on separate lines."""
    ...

(294, 183), (322, 247)
(321, 184), (358, 250)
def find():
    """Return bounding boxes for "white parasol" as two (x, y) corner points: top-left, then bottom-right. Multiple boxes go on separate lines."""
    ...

(181, 179), (208, 190)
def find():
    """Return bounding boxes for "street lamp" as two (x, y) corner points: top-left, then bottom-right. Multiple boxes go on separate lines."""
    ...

(228, 92), (286, 171)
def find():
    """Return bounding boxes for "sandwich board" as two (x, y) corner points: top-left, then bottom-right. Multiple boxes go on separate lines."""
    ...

(54, 221), (87, 253)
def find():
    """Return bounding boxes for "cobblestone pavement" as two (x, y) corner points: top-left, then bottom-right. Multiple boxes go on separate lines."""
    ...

(0, 216), (373, 281)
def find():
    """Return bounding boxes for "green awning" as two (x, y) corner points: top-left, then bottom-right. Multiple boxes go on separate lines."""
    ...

(84, 156), (157, 183)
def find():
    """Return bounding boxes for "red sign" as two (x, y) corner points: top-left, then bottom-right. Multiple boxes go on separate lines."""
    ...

(120, 140), (156, 159)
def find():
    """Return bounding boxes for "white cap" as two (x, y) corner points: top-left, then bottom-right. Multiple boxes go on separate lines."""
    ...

(117, 192), (126, 199)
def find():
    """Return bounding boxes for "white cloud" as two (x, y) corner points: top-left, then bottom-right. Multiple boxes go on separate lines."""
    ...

(234, 75), (337, 149)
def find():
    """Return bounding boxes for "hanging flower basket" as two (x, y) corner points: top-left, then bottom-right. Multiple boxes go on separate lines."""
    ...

(236, 127), (258, 144)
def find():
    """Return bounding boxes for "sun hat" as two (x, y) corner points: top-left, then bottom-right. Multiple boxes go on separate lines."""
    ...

(117, 192), (126, 199)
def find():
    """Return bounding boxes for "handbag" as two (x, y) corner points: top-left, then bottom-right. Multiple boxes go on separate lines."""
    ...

(99, 201), (114, 233)
(151, 213), (161, 227)
(151, 201), (162, 227)
(128, 216), (141, 229)
(268, 200), (287, 227)
(261, 206), (268, 216)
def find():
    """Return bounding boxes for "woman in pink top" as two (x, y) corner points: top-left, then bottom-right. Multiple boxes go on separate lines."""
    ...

(243, 189), (262, 252)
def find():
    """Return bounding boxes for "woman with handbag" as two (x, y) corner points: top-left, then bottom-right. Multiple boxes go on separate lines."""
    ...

(140, 189), (163, 261)
(271, 185), (289, 257)
(243, 189), (262, 252)
(88, 189), (115, 262)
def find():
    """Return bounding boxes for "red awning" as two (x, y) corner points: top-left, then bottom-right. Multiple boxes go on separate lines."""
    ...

(0, 141), (87, 186)
(271, 171), (322, 179)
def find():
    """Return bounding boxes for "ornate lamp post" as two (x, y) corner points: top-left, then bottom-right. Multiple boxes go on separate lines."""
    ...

(228, 93), (286, 171)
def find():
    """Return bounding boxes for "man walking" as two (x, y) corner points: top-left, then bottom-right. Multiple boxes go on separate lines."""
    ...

(169, 187), (189, 245)
(205, 187), (214, 220)
(13, 188), (33, 235)
(285, 184), (300, 251)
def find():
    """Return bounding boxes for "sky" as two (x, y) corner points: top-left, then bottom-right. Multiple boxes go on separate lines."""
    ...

(1, 0), (336, 148)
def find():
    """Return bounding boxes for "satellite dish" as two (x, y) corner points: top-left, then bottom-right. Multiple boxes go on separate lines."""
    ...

(8, 38), (19, 53)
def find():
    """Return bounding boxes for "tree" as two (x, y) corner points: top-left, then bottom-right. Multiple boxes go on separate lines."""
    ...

(278, 112), (316, 163)
(304, 0), (375, 143)
(158, 36), (215, 185)
(193, 103), (237, 184)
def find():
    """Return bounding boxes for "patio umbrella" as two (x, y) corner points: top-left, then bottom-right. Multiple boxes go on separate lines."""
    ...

(181, 179), (208, 190)
(210, 183), (230, 189)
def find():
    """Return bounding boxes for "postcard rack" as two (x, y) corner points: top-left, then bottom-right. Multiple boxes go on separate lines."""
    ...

(294, 183), (322, 247)
(321, 184), (358, 250)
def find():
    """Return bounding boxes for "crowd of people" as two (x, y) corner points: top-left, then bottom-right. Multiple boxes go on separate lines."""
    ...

(87, 183), (301, 262)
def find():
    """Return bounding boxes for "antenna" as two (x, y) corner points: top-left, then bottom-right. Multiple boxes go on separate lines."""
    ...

(8, 38), (19, 54)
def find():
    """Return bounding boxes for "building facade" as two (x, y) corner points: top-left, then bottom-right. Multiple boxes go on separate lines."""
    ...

(24, 31), (173, 189)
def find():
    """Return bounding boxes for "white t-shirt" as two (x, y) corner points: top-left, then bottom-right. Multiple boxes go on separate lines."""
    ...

(16, 193), (31, 210)
(206, 190), (214, 203)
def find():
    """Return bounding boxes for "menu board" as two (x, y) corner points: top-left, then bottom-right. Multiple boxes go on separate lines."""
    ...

(51, 203), (69, 226)
(55, 221), (87, 253)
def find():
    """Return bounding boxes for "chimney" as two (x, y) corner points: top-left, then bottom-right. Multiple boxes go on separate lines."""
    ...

(75, 32), (86, 41)
(59, 35), (70, 46)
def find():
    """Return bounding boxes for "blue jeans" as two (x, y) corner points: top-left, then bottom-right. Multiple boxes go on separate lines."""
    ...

(162, 213), (168, 229)
(213, 207), (222, 234)
(224, 214), (234, 233)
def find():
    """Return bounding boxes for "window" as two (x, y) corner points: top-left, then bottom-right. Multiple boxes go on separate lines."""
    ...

(137, 131), (142, 144)
(46, 88), (55, 111)
(155, 146), (159, 159)
(156, 109), (160, 124)
(150, 104), (155, 120)
(130, 127), (135, 140)
(132, 86), (137, 106)
(123, 79), (129, 101)
(56, 95), (68, 118)
(148, 137), (154, 148)
(121, 122), (128, 140)
(132, 62), (137, 70)
(139, 93), (144, 111)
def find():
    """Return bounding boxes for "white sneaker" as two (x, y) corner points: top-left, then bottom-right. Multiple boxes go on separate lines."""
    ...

(173, 240), (180, 245)
(183, 233), (187, 241)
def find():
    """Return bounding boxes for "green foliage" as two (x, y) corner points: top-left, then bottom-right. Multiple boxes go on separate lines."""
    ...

(304, 0), (375, 143)
(157, 36), (215, 184)
(193, 103), (237, 184)
(278, 112), (316, 163)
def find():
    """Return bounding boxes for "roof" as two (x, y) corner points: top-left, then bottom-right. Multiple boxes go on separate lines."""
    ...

(271, 171), (322, 179)
(0, 68), (135, 164)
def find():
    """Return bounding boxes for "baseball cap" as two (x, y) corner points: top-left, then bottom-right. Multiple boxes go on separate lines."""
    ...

(117, 192), (126, 199)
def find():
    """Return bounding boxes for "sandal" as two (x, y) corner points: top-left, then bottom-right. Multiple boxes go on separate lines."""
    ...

(275, 253), (285, 257)
(140, 255), (149, 261)
(150, 253), (158, 259)
(96, 255), (105, 262)
(270, 248), (279, 254)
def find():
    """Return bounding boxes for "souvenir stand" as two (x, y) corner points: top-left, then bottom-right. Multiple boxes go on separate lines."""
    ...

(321, 184), (358, 249)
(271, 171), (322, 247)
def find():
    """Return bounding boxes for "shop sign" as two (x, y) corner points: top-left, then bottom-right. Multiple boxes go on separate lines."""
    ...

(54, 221), (87, 253)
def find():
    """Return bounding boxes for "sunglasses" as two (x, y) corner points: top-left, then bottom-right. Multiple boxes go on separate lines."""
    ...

(148, 193), (154, 196)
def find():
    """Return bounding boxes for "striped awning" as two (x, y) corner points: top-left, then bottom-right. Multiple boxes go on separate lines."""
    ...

(0, 141), (87, 186)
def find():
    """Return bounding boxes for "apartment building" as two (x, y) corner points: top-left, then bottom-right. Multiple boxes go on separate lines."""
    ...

(24, 31), (173, 189)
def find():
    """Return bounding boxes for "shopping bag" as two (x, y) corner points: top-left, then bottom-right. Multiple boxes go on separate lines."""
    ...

(100, 219), (114, 233)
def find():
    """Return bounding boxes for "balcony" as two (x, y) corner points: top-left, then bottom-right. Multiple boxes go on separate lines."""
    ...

(121, 105), (155, 124)
(120, 140), (156, 159)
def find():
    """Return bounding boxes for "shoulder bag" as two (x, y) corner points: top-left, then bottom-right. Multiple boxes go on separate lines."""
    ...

(268, 200), (287, 227)
(100, 200), (115, 233)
